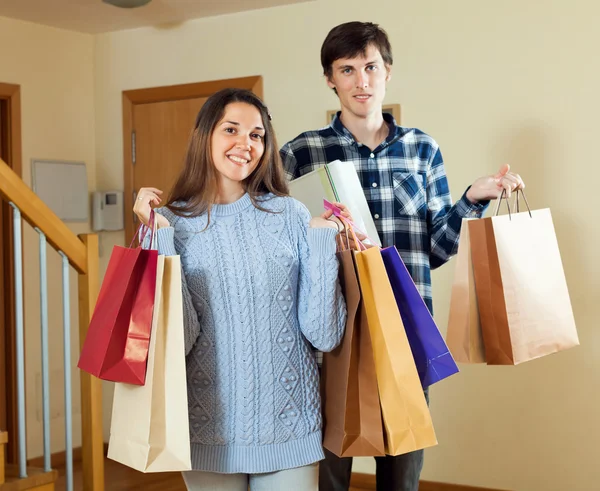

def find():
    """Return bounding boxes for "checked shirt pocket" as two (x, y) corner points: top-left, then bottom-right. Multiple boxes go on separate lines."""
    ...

(392, 171), (427, 218)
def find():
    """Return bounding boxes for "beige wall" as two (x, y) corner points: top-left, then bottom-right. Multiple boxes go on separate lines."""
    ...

(2, 0), (598, 488)
(0, 16), (96, 458)
(94, 1), (599, 490)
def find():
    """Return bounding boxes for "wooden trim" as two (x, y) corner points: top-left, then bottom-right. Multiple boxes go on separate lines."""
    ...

(0, 159), (87, 274)
(122, 75), (263, 104)
(122, 75), (263, 245)
(0, 83), (22, 177)
(0, 82), (22, 467)
(77, 234), (104, 491)
(349, 473), (511, 491)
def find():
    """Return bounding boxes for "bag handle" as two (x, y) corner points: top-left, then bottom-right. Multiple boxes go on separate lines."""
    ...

(493, 188), (512, 219)
(513, 188), (533, 218)
(130, 209), (157, 250)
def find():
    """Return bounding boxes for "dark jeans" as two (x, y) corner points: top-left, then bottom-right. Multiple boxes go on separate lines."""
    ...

(319, 389), (429, 491)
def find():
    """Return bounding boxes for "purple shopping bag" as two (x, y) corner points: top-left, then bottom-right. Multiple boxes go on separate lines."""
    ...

(381, 246), (459, 388)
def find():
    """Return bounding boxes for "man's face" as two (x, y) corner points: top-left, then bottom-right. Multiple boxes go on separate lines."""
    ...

(327, 44), (391, 119)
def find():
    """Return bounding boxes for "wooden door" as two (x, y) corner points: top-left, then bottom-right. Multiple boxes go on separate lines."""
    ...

(122, 76), (264, 244)
(131, 96), (207, 229)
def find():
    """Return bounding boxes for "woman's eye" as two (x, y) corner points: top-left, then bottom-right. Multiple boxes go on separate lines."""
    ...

(252, 134), (263, 140)
(225, 127), (235, 134)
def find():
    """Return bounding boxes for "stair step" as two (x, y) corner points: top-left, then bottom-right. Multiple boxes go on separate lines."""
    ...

(2, 464), (58, 491)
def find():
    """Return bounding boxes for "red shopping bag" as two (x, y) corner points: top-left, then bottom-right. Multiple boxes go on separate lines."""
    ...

(78, 221), (158, 385)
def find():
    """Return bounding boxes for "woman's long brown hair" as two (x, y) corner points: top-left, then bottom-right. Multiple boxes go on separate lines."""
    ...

(166, 88), (289, 219)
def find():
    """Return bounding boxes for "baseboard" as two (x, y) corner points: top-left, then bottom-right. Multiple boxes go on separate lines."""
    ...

(350, 473), (511, 491)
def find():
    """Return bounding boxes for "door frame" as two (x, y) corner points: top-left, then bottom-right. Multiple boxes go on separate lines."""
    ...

(0, 82), (22, 464)
(122, 75), (263, 244)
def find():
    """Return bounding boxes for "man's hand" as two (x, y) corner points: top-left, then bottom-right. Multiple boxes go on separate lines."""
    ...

(466, 164), (525, 203)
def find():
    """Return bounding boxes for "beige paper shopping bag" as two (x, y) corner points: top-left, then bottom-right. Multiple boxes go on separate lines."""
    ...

(469, 201), (579, 365)
(446, 219), (486, 363)
(108, 255), (191, 472)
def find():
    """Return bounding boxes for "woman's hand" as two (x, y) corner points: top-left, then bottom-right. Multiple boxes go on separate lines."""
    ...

(133, 187), (170, 228)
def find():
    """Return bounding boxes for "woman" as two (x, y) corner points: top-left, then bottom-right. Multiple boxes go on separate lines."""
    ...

(133, 88), (347, 490)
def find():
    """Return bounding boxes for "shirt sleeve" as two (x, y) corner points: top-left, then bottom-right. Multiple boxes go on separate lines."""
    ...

(280, 142), (299, 181)
(427, 147), (489, 269)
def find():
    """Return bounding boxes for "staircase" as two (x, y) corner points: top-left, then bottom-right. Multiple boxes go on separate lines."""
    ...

(1, 431), (58, 491)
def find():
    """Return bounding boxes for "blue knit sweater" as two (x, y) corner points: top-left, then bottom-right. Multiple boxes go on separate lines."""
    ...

(153, 193), (346, 474)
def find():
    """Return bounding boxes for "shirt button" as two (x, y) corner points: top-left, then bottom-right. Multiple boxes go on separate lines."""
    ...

(369, 153), (375, 158)
(285, 367), (291, 373)
(372, 182), (378, 188)
(283, 285), (289, 291)
(374, 214), (380, 219)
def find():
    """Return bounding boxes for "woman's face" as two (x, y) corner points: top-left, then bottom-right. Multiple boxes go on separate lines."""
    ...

(211, 102), (265, 190)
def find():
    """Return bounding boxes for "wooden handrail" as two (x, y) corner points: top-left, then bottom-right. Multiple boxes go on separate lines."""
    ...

(0, 158), (87, 274)
(1, 158), (105, 490)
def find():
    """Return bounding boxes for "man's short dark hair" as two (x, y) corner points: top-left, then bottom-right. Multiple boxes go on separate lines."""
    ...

(321, 22), (393, 80)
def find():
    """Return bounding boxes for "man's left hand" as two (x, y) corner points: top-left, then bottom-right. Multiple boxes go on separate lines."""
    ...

(466, 164), (525, 203)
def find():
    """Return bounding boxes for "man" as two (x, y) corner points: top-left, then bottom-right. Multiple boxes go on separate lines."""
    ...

(280, 21), (524, 491)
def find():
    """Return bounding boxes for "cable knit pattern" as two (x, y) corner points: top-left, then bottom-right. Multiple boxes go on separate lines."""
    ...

(152, 194), (346, 474)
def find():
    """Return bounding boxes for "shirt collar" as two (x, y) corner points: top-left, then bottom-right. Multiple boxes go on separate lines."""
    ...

(330, 111), (403, 149)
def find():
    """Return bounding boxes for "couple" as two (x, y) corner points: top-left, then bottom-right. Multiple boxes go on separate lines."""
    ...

(132, 21), (524, 491)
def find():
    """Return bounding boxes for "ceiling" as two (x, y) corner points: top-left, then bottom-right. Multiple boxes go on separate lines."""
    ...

(0, 0), (311, 34)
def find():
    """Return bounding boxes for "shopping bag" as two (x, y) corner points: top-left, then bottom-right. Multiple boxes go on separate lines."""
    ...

(354, 247), (437, 456)
(446, 219), (486, 363)
(469, 191), (579, 365)
(108, 255), (191, 472)
(78, 222), (158, 385)
(381, 246), (459, 387)
(322, 248), (385, 457)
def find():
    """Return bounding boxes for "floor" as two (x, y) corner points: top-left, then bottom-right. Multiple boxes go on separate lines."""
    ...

(54, 458), (368, 491)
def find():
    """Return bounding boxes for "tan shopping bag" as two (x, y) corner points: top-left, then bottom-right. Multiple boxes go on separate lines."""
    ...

(354, 247), (437, 456)
(322, 249), (385, 457)
(469, 193), (579, 365)
(108, 255), (191, 472)
(446, 218), (486, 363)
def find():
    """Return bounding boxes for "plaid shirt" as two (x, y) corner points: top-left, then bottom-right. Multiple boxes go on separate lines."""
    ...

(280, 113), (488, 363)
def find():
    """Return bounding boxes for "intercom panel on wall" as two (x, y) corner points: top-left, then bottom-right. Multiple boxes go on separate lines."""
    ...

(92, 191), (124, 231)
